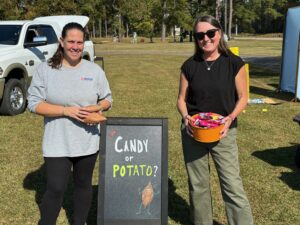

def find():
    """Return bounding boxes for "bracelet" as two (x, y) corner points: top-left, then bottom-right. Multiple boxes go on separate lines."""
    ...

(98, 104), (104, 112)
(228, 114), (235, 121)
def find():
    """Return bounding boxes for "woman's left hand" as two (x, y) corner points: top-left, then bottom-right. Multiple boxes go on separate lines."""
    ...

(81, 111), (107, 126)
(220, 116), (233, 138)
(81, 105), (102, 113)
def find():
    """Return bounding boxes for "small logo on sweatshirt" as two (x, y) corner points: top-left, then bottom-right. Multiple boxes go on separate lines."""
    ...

(80, 76), (93, 81)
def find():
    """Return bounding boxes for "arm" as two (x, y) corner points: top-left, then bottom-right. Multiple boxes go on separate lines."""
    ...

(35, 102), (64, 117)
(177, 73), (194, 136)
(81, 98), (111, 113)
(27, 65), (88, 121)
(81, 68), (112, 114)
(35, 102), (88, 122)
(221, 65), (248, 138)
(177, 73), (189, 119)
(97, 99), (111, 112)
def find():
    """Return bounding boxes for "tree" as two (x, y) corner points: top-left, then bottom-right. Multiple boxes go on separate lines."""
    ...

(22, 0), (78, 19)
(187, 0), (215, 18)
(215, 0), (221, 21)
(157, 0), (192, 42)
(161, 0), (167, 42)
(119, 0), (158, 42)
(228, 0), (233, 39)
(0, 0), (24, 20)
(234, 1), (258, 33)
(2, 0), (298, 36)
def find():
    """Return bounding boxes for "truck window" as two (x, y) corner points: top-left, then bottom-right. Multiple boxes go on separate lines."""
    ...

(0, 25), (22, 45)
(26, 25), (58, 44)
(25, 29), (38, 42)
(37, 25), (58, 44)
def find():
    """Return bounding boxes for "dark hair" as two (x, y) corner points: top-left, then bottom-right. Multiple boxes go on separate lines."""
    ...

(48, 22), (85, 69)
(193, 15), (228, 57)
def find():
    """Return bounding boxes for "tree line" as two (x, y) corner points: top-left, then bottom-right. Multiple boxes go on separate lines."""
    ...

(0, 0), (300, 40)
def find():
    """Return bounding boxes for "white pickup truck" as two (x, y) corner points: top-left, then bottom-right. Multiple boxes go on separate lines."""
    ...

(0, 15), (95, 115)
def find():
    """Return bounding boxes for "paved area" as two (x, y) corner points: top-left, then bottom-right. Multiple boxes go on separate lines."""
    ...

(233, 36), (282, 41)
(242, 55), (281, 72)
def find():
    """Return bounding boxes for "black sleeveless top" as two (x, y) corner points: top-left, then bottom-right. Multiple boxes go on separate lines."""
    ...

(181, 51), (244, 128)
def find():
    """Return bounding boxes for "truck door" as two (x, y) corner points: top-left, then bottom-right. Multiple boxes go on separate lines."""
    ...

(23, 25), (58, 79)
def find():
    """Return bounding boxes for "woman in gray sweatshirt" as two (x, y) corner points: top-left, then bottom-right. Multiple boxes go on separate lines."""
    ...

(27, 22), (112, 225)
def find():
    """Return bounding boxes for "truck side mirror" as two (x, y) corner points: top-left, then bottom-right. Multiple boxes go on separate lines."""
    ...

(24, 36), (48, 48)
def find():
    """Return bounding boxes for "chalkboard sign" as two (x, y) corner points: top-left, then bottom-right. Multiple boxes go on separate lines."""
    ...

(98, 118), (168, 225)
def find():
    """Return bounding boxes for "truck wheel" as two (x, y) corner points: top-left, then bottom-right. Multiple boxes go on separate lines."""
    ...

(0, 79), (26, 115)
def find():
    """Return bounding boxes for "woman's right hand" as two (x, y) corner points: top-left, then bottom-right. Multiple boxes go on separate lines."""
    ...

(63, 106), (89, 122)
(184, 115), (195, 137)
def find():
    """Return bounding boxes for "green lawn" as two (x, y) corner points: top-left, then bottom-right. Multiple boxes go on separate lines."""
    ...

(0, 39), (299, 225)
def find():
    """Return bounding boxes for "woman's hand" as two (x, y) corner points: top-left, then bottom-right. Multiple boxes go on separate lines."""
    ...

(81, 104), (102, 113)
(83, 112), (107, 125)
(63, 106), (89, 122)
(80, 105), (106, 125)
(220, 116), (233, 138)
(184, 115), (195, 137)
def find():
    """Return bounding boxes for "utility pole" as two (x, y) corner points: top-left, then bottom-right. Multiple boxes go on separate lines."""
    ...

(224, 0), (227, 35)
(105, 19), (107, 38)
(235, 18), (238, 36)
(99, 18), (102, 38)
(119, 14), (122, 41)
(215, 0), (221, 21)
(161, 0), (167, 42)
(228, 0), (232, 40)
(92, 21), (95, 38)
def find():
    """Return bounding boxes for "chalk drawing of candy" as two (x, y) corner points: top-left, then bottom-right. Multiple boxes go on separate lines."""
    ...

(109, 129), (117, 138)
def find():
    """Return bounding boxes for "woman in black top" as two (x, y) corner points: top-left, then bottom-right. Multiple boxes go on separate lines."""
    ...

(177, 15), (253, 225)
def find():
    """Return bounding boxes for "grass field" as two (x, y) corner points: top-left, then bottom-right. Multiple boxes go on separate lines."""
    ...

(0, 39), (299, 225)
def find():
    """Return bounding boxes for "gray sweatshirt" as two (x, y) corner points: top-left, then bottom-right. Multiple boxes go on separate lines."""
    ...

(27, 60), (112, 157)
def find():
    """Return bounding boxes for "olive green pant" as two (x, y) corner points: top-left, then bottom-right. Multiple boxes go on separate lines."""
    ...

(181, 126), (253, 225)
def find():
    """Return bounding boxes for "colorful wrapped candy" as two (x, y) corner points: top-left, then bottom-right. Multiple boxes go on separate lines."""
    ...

(192, 112), (224, 129)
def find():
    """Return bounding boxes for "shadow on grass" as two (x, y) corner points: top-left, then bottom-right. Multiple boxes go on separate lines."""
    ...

(252, 144), (300, 191)
(23, 164), (98, 225)
(23, 167), (225, 225)
(250, 85), (295, 101)
(245, 61), (296, 101)
(168, 178), (190, 225)
(168, 178), (224, 225)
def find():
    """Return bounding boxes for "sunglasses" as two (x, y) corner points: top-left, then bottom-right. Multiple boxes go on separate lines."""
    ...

(194, 29), (219, 40)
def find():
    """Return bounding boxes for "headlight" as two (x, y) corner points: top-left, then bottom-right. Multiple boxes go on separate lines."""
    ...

(0, 67), (3, 76)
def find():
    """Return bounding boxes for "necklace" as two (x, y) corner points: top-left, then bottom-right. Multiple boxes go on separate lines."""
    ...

(204, 59), (217, 71)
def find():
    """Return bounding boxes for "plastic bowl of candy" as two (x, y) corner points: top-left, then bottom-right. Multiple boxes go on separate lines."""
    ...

(189, 112), (225, 143)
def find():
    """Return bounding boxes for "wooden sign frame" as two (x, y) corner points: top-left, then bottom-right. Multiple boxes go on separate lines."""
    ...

(97, 117), (168, 225)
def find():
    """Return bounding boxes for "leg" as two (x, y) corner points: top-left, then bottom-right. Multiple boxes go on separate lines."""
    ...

(136, 203), (143, 215)
(147, 204), (152, 215)
(72, 153), (98, 225)
(181, 125), (213, 225)
(210, 128), (253, 225)
(39, 157), (72, 225)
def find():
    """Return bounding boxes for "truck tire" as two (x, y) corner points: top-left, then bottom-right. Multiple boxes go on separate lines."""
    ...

(0, 79), (26, 115)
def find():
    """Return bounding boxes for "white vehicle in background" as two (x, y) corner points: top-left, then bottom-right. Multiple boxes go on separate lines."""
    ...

(0, 15), (95, 115)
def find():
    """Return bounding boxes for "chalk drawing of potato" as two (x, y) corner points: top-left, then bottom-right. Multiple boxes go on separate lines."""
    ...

(142, 181), (154, 208)
(136, 181), (155, 215)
